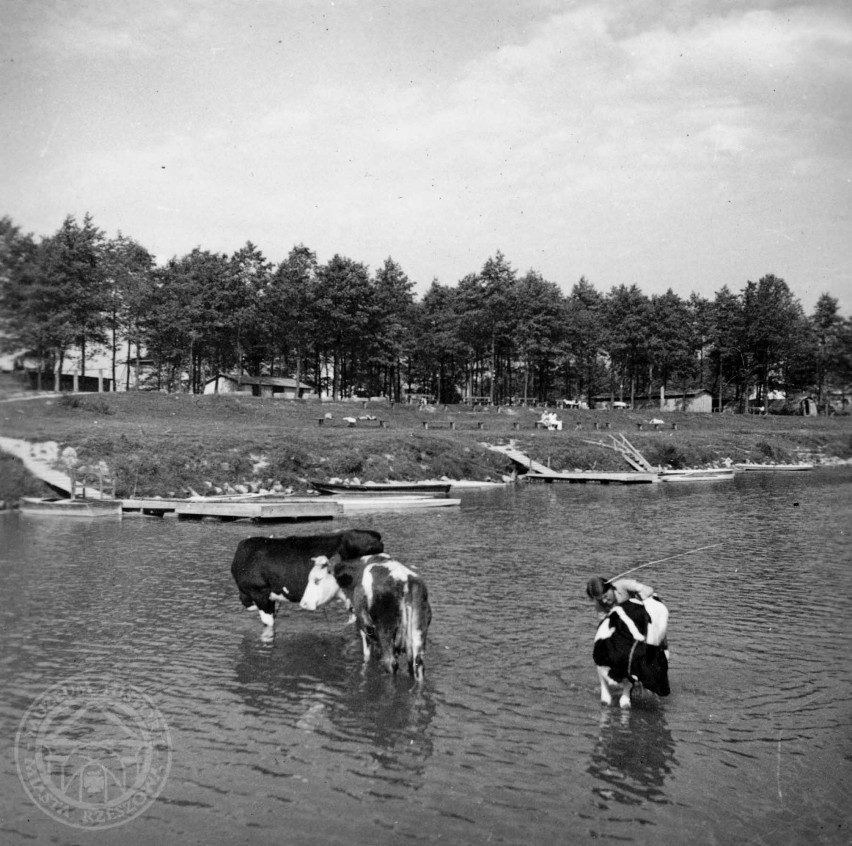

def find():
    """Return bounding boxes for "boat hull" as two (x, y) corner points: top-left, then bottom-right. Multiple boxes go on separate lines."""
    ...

(331, 495), (461, 512)
(311, 481), (452, 497)
(734, 463), (814, 472)
(659, 469), (735, 482)
(19, 497), (123, 518)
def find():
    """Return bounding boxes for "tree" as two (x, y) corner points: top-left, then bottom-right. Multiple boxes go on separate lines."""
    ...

(811, 294), (845, 412)
(603, 285), (651, 405)
(741, 274), (808, 411)
(371, 257), (416, 401)
(102, 234), (155, 389)
(647, 290), (693, 401)
(564, 278), (605, 405)
(512, 270), (565, 403)
(315, 254), (375, 398)
(268, 244), (320, 390)
(412, 281), (465, 404)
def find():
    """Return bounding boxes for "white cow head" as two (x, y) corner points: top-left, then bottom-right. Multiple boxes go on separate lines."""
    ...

(299, 556), (344, 611)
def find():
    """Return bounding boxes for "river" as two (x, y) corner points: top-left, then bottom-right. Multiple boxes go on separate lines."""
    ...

(1, 469), (850, 845)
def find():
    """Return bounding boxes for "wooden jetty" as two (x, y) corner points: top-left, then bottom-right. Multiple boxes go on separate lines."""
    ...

(121, 496), (341, 521)
(19, 496), (124, 518)
(487, 443), (659, 484)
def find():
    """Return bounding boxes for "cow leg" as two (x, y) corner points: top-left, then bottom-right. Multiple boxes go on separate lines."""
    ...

(238, 591), (257, 611)
(597, 666), (613, 706)
(255, 596), (276, 628)
(359, 629), (372, 662)
(618, 680), (633, 709)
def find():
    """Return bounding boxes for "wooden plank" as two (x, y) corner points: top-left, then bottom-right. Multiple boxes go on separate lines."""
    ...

(173, 498), (341, 521)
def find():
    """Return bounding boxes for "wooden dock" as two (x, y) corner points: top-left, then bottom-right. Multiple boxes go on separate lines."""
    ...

(487, 443), (659, 484)
(122, 497), (341, 521)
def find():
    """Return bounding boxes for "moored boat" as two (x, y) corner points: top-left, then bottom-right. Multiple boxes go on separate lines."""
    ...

(311, 480), (452, 497)
(733, 463), (814, 472)
(332, 494), (461, 513)
(19, 496), (123, 518)
(659, 468), (735, 482)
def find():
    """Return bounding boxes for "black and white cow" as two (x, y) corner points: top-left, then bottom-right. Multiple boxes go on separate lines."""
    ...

(300, 553), (432, 679)
(230, 529), (383, 629)
(593, 596), (670, 708)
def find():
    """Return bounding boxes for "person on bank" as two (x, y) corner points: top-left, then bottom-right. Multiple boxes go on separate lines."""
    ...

(586, 576), (656, 616)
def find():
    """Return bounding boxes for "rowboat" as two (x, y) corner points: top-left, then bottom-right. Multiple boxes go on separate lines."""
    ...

(659, 468), (735, 482)
(311, 480), (452, 497)
(331, 495), (461, 513)
(18, 497), (123, 518)
(733, 463), (814, 472)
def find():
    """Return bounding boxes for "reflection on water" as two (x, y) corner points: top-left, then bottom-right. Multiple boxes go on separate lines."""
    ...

(590, 707), (676, 807)
(1, 468), (850, 845)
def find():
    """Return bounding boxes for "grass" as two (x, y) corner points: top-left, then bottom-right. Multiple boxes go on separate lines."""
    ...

(1, 387), (850, 500)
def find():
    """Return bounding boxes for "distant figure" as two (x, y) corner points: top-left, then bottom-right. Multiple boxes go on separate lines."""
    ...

(539, 411), (562, 431)
(586, 576), (655, 616)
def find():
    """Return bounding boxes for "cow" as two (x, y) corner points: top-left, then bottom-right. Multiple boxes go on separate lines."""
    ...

(593, 596), (670, 708)
(300, 553), (432, 679)
(230, 529), (384, 629)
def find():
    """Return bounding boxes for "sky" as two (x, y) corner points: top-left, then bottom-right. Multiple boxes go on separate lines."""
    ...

(2, 0), (850, 313)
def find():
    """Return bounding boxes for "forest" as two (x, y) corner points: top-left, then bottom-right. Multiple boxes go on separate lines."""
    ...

(1, 213), (850, 412)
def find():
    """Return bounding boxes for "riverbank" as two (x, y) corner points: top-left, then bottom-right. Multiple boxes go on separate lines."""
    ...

(1, 390), (850, 503)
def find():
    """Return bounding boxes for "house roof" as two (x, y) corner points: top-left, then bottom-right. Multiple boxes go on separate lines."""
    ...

(206, 373), (313, 390)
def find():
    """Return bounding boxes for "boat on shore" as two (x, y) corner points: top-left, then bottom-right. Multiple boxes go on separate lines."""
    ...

(19, 496), (123, 518)
(734, 463), (814, 472)
(311, 480), (452, 497)
(659, 468), (735, 483)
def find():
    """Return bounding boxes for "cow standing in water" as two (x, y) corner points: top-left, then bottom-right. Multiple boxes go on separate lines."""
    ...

(300, 553), (432, 679)
(230, 529), (383, 630)
(593, 596), (670, 708)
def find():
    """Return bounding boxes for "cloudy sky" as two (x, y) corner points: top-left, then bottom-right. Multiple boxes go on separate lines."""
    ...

(2, 0), (850, 312)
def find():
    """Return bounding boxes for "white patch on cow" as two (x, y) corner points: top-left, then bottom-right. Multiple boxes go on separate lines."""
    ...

(259, 610), (275, 627)
(246, 604), (258, 611)
(269, 591), (287, 602)
(613, 605), (646, 642)
(362, 566), (376, 607)
(643, 597), (669, 647)
(595, 617), (615, 642)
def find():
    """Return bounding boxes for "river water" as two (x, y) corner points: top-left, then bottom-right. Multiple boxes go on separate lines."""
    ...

(1, 469), (850, 845)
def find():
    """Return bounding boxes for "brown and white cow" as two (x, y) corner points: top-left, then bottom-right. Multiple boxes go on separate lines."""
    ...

(230, 529), (383, 629)
(300, 553), (432, 679)
(593, 596), (670, 708)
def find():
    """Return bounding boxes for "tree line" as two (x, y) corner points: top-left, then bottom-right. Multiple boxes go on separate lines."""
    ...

(1, 213), (850, 411)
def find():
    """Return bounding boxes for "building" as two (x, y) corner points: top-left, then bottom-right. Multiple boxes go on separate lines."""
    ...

(203, 374), (314, 399)
(594, 389), (714, 413)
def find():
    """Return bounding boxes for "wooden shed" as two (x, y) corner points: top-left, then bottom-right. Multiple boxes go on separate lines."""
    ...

(204, 374), (313, 398)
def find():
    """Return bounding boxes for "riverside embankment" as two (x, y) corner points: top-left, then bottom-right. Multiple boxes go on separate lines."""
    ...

(1, 390), (850, 504)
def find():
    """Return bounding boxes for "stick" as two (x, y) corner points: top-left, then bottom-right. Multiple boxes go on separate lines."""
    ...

(608, 542), (723, 582)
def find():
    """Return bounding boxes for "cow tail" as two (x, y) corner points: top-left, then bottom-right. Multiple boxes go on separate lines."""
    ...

(405, 579), (429, 678)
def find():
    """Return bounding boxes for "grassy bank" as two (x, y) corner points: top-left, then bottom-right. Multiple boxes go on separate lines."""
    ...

(1, 389), (850, 502)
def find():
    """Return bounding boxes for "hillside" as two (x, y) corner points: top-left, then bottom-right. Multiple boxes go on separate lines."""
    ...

(0, 387), (850, 503)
